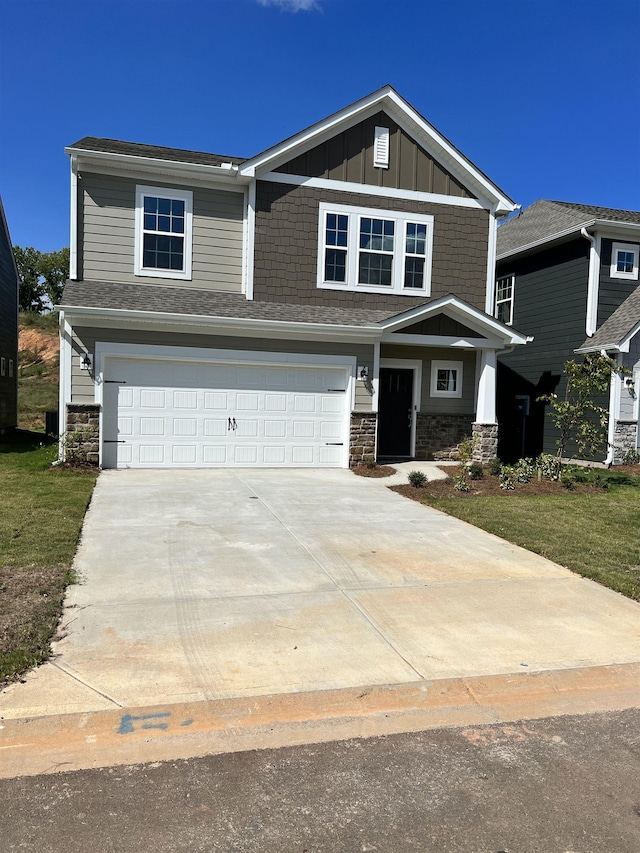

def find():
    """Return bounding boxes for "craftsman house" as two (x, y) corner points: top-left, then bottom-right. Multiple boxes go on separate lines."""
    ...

(495, 200), (640, 463)
(58, 86), (528, 469)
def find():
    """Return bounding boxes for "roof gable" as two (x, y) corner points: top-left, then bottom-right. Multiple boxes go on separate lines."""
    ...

(240, 86), (515, 211)
(577, 283), (640, 352)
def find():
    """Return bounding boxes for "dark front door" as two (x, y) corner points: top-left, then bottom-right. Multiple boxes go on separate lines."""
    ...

(378, 367), (413, 457)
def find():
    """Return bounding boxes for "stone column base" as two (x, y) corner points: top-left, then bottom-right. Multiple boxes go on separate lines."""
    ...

(472, 422), (498, 464)
(613, 420), (638, 465)
(65, 404), (101, 467)
(349, 412), (377, 467)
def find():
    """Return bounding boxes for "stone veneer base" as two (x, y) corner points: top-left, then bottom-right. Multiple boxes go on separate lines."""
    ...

(613, 420), (639, 465)
(415, 413), (474, 461)
(350, 412), (377, 467)
(471, 422), (499, 464)
(65, 403), (101, 467)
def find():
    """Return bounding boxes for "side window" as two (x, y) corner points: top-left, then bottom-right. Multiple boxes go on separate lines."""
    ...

(495, 274), (514, 325)
(610, 242), (639, 281)
(135, 185), (193, 280)
(430, 360), (463, 398)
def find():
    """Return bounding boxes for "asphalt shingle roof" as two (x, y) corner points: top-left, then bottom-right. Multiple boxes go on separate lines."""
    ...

(497, 200), (640, 257)
(68, 137), (247, 168)
(577, 284), (640, 351)
(59, 280), (401, 326)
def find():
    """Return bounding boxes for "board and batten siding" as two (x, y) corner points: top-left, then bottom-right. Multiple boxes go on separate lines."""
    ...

(380, 343), (477, 415)
(78, 172), (244, 292)
(70, 326), (374, 411)
(275, 110), (475, 198)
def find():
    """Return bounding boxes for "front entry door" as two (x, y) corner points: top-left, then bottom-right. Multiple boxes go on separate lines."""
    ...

(378, 367), (413, 457)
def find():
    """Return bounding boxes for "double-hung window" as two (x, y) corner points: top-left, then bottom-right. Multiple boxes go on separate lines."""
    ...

(318, 203), (434, 295)
(494, 274), (514, 325)
(135, 185), (193, 280)
(610, 242), (639, 281)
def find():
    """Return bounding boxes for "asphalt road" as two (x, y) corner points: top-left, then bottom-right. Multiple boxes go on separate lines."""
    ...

(2, 709), (639, 852)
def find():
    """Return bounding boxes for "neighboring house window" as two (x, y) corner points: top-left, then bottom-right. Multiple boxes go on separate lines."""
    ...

(495, 274), (514, 325)
(430, 360), (463, 398)
(610, 242), (639, 280)
(318, 202), (434, 296)
(135, 185), (193, 280)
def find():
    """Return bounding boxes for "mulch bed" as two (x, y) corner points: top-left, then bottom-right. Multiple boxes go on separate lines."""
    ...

(390, 465), (631, 500)
(352, 464), (397, 478)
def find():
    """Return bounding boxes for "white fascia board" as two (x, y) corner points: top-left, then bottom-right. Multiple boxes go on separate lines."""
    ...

(379, 295), (529, 344)
(65, 147), (248, 187)
(381, 332), (505, 349)
(591, 220), (640, 240)
(241, 86), (515, 212)
(59, 305), (381, 343)
(261, 171), (487, 210)
(578, 320), (640, 355)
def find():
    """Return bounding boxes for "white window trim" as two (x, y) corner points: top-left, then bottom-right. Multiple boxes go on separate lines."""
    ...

(430, 359), (463, 398)
(610, 242), (639, 281)
(134, 185), (193, 280)
(317, 202), (433, 296)
(494, 273), (515, 325)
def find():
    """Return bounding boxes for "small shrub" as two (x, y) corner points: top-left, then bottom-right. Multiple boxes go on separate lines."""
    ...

(513, 457), (536, 484)
(487, 457), (502, 476)
(408, 470), (427, 488)
(536, 453), (561, 480)
(457, 436), (475, 465)
(499, 466), (517, 490)
(453, 473), (470, 492)
(468, 463), (484, 480)
(622, 448), (640, 465)
(561, 475), (577, 491)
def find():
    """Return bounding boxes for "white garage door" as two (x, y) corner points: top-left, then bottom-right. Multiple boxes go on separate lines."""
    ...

(101, 357), (349, 468)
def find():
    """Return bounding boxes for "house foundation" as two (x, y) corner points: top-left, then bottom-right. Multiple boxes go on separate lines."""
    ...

(613, 420), (638, 464)
(472, 422), (499, 464)
(415, 413), (474, 460)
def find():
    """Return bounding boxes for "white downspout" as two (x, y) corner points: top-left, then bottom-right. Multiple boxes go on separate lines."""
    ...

(69, 155), (78, 280)
(582, 227), (600, 337)
(603, 348), (618, 466)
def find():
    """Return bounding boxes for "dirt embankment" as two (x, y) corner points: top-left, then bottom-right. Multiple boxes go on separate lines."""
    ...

(18, 327), (59, 365)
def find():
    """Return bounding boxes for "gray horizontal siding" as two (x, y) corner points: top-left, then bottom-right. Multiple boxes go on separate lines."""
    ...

(619, 334), (640, 421)
(380, 343), (477, 415)
(70, 326), (374, 411)
(79, 172), (244, 292)
(598, 238), (640, 327)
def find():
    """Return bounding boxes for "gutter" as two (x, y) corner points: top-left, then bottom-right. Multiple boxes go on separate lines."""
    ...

(65, 147), (245, 184)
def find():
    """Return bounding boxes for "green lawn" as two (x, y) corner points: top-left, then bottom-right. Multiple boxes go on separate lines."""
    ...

(421, 488), (640, 601)
(0, 431), (98, 682)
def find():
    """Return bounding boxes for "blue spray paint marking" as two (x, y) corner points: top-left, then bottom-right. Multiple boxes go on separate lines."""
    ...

(118, 712), (171, 735)
(180, 719), (194, 727)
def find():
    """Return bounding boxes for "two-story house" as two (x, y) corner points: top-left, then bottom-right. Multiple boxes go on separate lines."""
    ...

(495, 200), (640, 463)
(58, 86), (528, 469)
(0, 197), (19, 434)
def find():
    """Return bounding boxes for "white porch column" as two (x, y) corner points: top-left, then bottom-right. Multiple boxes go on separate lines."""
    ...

(475, 348), (497, 424)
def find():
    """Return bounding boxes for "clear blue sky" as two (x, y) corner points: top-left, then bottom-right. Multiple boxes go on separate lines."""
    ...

(1, 0), (639, 252)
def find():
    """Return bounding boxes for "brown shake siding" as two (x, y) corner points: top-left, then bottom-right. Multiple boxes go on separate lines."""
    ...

(254, 181), (489, 311)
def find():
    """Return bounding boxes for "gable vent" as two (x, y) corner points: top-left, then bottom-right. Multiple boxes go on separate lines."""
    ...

(373, 126), (390, 169)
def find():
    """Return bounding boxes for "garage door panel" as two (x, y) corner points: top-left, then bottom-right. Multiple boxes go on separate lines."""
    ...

(103, 357), (349, 468)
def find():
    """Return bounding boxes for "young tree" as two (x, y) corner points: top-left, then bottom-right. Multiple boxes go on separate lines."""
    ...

(538, 353), (620, 470)
(13, 246), (69, 312)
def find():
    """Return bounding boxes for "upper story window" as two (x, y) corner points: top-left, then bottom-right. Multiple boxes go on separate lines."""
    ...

(135, 185), (193, 280)
(610, 242), (639, 280)
(495, 274), (514, 325)
(318, 202), (434, 296)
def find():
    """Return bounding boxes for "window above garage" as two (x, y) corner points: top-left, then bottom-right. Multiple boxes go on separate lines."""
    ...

(135, 185), (193, 280)
(317, 202), (434, 296)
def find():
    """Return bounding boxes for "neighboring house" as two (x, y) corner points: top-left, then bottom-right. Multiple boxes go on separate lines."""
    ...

(495, 200), (640, 463)
(0, 197), (19, 434)
(58, 86), (528, 470)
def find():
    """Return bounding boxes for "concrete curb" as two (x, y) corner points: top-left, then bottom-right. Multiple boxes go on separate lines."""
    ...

(2, 662), (638, 779)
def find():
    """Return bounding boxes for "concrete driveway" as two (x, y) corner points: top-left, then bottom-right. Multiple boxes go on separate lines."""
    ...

(3, 468), (639, 723)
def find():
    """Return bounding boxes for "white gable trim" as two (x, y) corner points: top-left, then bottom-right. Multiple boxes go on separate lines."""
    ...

(261, 171), (486, 210)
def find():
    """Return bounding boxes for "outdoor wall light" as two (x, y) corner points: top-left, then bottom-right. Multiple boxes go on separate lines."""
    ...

(80, 352), (93, 371)
(358, 365), (369, 380)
